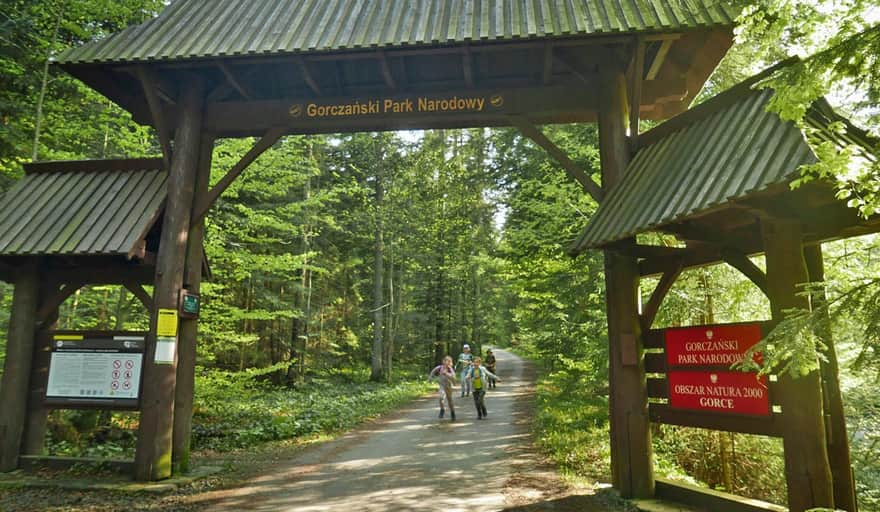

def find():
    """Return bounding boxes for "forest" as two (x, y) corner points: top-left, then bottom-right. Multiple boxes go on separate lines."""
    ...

(0, 0), (879, 510)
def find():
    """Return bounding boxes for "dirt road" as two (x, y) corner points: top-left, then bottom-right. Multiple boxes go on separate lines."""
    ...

(186, 348), (566, 511)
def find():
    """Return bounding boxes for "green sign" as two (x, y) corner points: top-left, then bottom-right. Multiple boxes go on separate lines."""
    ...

(180, 291), (200, 318)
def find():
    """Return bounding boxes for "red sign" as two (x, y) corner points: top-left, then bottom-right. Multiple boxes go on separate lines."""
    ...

(668, 371), (770, 416)
(665, 323), (762, 367)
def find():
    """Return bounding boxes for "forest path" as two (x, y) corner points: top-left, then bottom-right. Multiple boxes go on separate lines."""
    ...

(186, 348), (566, 511)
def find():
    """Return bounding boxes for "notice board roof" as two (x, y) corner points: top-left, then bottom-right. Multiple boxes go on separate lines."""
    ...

(0, 159), (166, 258)
(570, 82), (878, 254)
(57, 0), (736, 65)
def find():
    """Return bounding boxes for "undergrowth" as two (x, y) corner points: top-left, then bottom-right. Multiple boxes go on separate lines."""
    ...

(46, 367), (431, 458)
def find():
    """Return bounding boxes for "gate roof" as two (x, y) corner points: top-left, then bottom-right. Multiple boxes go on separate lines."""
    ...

(54, 1), (738, 135)
(570, 79), (879, 256)
(0, 159), (166, 258)
(58, 0), (735, 65)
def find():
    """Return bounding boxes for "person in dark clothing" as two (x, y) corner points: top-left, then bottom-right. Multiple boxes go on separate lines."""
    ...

(485, 349), (497, 389)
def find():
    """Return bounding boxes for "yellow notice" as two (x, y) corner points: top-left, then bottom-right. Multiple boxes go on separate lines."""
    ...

(157, 309), (179, 337)
(53, 334), (84, 340)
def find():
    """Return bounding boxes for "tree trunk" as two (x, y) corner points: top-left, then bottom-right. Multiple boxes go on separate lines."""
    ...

(32, 6), (63, 161)
(804, 245), (857, 512)
(370, 168), (385, 382)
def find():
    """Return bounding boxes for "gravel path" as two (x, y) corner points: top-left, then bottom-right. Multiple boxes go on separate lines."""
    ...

(1, 349), (633, 512)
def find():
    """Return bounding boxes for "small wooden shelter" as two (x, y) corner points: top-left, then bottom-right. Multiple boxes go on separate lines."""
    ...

(0, 158), (171, 468)
(3, 1), (866, 511)
(570, 73), (878, 511)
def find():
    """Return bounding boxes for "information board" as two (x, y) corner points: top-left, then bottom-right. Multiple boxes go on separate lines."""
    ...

(668, 371), (771, 416)
(665, 323), (763, 367)
(45, 334), (145, 407)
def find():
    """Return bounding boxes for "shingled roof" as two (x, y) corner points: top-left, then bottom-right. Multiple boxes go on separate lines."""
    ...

(57, 0), (737, 65)
(0, 159), (166, 258)
(570, 85), (877, 254)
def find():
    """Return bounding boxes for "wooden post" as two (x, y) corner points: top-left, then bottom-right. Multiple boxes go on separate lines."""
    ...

(0, 263), (40, 471)
(598, 63), (654, 498)
(22, 293), (58, 456)
(761, 218), (834, 511)
(172, 134), (214, 474)
(804, 244), (857, 512)
(135, 76), (205, 481)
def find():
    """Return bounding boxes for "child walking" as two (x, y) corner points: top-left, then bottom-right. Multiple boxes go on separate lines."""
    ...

(428, 356), (456, 420)
(456, 344), (474, 397)
(465, 357), (500, 420)
(485, 349), (497, 389)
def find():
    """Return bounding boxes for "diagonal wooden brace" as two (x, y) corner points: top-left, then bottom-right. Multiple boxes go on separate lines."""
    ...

(511, 117), (604, 203)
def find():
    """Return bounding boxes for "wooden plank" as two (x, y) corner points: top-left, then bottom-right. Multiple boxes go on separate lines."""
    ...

(654, 478), (788, 512)
(511, 118), (604, 202)
(24, 158), (164, 175)
(640, 262), (682, 330)
(644, 330), (664, 349)
(135, 66), (173, 167)
(193, 127), (285, 223)
(0, 264), (40, 471)
(47, 264), (155, 286)
(649, 404), (783, 437)
(761, 217), (834, 510)
(645, 353), (667, 373)
(19, 455), (133, 474)
(134, 77), (205, 482)
(647, 378), (667, 398)
(173, 134), (214, 474)
(199, 84), (599, 136)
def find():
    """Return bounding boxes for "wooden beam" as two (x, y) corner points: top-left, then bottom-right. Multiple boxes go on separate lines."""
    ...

(193, 126), (286, 223)
(23, 158), (164, 175)
(297, 56), (322, 96)
(0, 264), (39, 471)
(720, 248), (769, 298)
(36, 282), (83, 325)
(135, 66), (173, 167)
(629, 37), (646, 146)
(47, 265), (155, 286)
(173, 134), (214, 474)
(125, 283), (154, 311)
(462, 47), (475, 88)
(378, 51), (396, 90)
(645, 39), (674, 80)
(199, 84), (598, 136)
(511, 118), (604, 203)
(135, 77), (206, 482)
(217, 61), (253, 100)
(599, 63), (654, 499)
(640, 262), (682, 330)
(608, 241), (687, 259)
